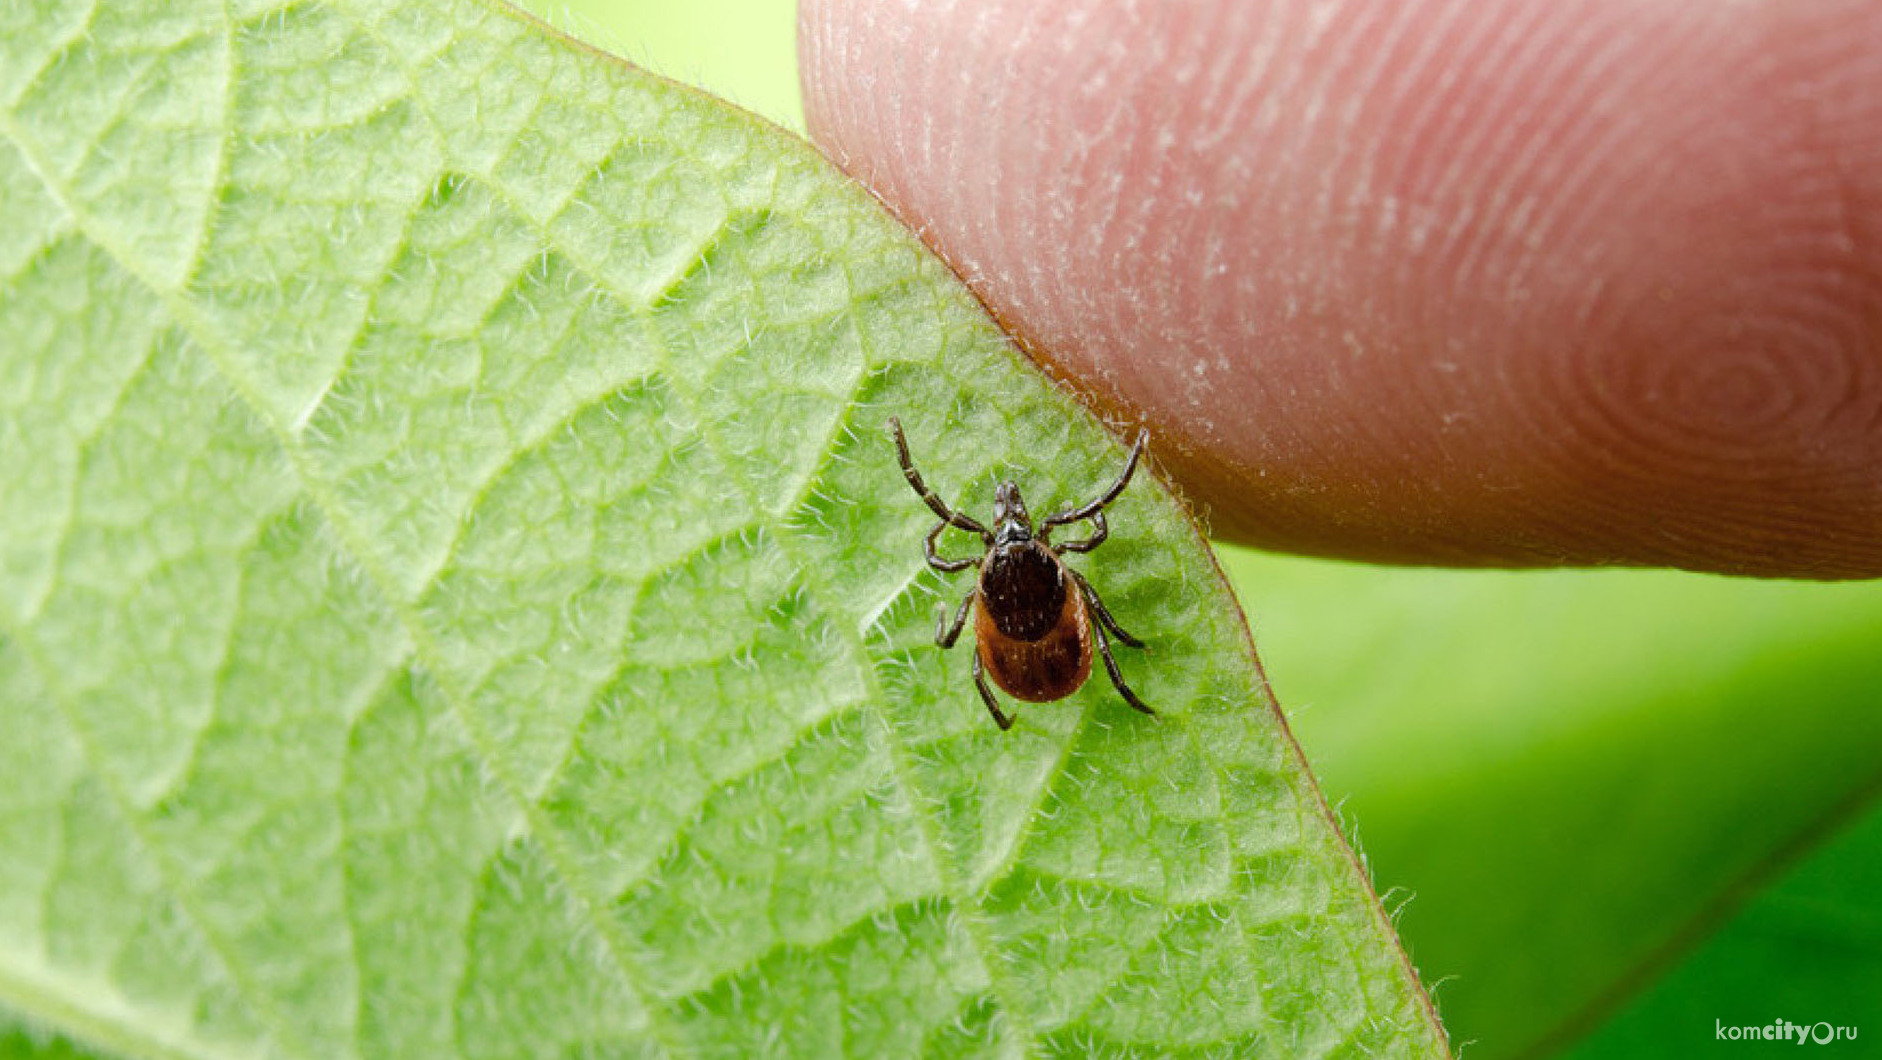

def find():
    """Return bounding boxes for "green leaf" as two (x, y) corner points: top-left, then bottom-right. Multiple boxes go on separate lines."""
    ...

(0, 1), (1447, 1057)
(1218, 550), (1882, 1058)
(1561, 795), (1881, 1058)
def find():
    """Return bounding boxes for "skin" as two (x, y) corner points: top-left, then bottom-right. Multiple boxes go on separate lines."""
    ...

(800, 0), (1882, 578)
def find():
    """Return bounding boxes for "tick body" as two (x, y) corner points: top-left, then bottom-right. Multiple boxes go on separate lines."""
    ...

(890, 417), (1153, 731)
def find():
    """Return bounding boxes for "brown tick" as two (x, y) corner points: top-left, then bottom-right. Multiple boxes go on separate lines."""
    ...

(889, 417), (1154, 731)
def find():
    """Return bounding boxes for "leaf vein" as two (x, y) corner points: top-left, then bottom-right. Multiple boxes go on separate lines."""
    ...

(1, 100), (695, 1060)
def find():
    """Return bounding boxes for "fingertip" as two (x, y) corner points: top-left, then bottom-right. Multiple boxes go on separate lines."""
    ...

(802, 0), (1882, 577)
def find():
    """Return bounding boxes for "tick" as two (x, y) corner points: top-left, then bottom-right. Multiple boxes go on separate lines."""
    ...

(889, 417), (1154, 731)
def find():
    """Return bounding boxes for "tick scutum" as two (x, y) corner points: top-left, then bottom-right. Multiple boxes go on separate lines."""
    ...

(979, 539), (1063, 640)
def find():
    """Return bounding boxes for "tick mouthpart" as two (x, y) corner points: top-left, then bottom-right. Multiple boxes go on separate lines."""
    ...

(992, 481), (1032, 530)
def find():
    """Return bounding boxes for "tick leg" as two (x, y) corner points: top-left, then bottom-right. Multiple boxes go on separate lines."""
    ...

(1042, 428), (1148, 534)
(924, 519), (981, 573)
(936, 589), (975, 648)
(890, 417), (990, 539)
(1071, 573), (1153, 716)
(1051, 511), (1107, 554)
(972, 651), (1014, 730)
(1069, 569), (1144, 648)
(1090, 617), (1154, 717)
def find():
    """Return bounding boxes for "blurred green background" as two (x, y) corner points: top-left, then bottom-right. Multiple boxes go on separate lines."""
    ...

(519, 2), (1882, 1056)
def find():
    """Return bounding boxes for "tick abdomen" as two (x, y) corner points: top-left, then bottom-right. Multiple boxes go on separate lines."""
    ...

(976, 542), (1092, 702)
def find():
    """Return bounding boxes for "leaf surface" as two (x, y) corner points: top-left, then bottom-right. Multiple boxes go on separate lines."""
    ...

(0, 1), (1448, 1057)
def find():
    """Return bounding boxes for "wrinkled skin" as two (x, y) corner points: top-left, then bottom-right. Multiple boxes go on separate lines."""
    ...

(802, 0), (1882, 578)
